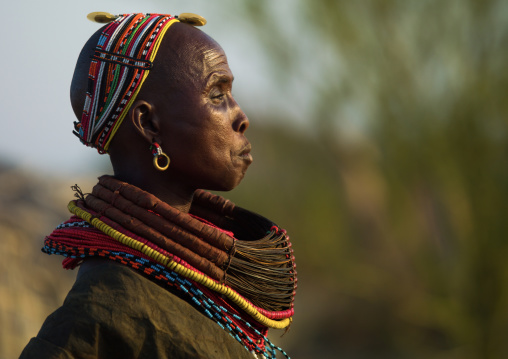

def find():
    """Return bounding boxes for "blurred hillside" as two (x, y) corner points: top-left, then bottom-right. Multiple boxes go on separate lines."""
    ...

(0, 166), (92, 359)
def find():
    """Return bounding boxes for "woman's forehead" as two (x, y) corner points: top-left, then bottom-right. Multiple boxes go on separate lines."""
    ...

(149, 24), (230, 89)
(159, 24), (226, 69)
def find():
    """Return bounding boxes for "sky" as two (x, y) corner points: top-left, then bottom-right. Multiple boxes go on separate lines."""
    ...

(0, 0), (300, 177)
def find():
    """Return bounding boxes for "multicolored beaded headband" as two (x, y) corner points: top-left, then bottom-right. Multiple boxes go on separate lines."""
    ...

(73, 12), (206, 154)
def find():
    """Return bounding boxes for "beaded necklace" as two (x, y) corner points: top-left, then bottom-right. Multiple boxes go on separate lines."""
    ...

(43, 178), (297, 358)
(44, 236), (289, 358)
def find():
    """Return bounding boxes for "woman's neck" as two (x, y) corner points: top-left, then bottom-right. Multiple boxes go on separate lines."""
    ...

(112, 171), (195, 214)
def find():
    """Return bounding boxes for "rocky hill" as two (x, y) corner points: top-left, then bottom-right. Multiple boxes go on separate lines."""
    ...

(0, 165), (96, 359)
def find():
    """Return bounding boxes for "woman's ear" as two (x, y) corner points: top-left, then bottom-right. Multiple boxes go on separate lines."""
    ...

(128, 100), (161, 143)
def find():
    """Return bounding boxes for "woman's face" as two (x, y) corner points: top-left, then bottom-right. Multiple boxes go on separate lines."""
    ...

(146, 25), (252, 192)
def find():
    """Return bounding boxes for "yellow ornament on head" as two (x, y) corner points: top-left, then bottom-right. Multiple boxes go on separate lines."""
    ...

(176, 13), (207, 26)
(86, 12), (118, 24)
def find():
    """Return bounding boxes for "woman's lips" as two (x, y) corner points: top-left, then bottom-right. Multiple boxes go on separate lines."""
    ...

(238, 143), (253, 163)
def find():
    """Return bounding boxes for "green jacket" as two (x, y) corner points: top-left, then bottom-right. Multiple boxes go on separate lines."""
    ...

(20, 260), (255, 359)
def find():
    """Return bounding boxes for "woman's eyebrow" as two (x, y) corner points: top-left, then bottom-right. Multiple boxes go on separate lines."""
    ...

(206, 72), (234, 86)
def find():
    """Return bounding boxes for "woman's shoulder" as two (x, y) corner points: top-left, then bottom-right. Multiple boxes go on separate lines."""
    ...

(20, 259), (253, 359)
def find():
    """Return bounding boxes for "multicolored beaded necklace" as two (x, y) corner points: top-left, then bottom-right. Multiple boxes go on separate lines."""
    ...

(43, 176), (297, 358)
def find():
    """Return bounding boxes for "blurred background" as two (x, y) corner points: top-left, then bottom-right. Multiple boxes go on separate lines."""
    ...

(1, 0), (508, 358)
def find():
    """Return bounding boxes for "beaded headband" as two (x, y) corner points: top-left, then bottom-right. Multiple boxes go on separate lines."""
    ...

(73, 12), (206, 153)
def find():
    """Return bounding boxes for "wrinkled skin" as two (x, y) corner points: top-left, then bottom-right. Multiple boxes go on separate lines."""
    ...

(71, 23), (252, 212)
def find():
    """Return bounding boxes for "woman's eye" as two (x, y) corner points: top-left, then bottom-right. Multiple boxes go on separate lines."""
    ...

(210, 91), (226, 102)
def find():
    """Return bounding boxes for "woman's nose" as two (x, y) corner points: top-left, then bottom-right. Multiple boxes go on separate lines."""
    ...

(234, 113), (249, 134)
(231, 99), (249, 134)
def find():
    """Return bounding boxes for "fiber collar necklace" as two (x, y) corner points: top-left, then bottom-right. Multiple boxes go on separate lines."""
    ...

(46, 175), (297, 329)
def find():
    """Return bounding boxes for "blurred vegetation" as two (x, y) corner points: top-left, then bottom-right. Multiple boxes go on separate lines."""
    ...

(227, 1), (508, 358)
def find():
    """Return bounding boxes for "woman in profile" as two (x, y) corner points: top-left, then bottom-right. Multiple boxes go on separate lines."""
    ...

(20, 12), (296, 359)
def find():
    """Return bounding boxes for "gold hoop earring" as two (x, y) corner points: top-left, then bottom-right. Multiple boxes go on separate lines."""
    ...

(150, 142), (170, 171)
